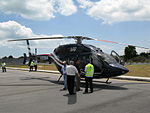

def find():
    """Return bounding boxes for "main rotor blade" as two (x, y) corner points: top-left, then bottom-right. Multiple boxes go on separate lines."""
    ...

(92, 38), (149, 49)
(8, 36), (93, 41)
(7, 35), (149, 49)
(8, 36), (65, 41)
(7, 36), (93, 44)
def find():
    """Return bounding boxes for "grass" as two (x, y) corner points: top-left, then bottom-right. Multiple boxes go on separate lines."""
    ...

(125, 64), (150, 77)
(8, 64), (58, 71)
(8, 64), (150, 77)
(37, 64), (58, 71)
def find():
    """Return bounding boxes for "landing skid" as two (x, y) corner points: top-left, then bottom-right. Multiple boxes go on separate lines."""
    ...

(57, 75), (63, 82)
(105, 78), (111, 84)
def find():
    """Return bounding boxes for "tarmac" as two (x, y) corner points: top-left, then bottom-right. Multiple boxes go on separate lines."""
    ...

(7, 67), (150, 82)
(1, 68), (150, 113)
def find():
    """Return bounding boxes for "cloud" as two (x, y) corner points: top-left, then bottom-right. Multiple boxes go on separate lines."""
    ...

(0, 21), (34, 47)
(1, 0), (150, 24)
(54, 0), (77, 16)
(77, 0), (150, 24)
(0, 21), (74, 52)
(0, 0), (77, 20)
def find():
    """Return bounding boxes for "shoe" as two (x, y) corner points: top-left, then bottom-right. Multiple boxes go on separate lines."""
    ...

(63, 88), (66, 90)
(83, 91), (88, 93)
(77, 89), (82, 91)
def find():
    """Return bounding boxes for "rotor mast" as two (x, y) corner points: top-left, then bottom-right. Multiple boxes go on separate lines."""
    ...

(69, 36), (85, 44)
(76, 36), (83, 44)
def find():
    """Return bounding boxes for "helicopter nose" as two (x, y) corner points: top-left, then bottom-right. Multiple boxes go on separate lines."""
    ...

(109, 63), (129, 75)
(120, 67), (129, 74)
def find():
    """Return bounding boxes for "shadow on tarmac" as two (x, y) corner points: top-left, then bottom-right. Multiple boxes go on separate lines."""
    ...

(93, 83), (128, 92)
(2, 76), (143, 105)
(22, 76), (77, 105)
(0, 77), (147, 89)
(20, 76), (129, 91)
(63, 93), (77, 105)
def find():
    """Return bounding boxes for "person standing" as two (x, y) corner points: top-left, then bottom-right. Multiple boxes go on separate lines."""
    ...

(84, 62), (94, 93)
(61, 61), (67, 90)
(66, 61), (80, 95)
(1, 62), (6, 72)
(29, 61), (34, 72)
(75, 60), (81, 91)
(34, 60), (38, 71)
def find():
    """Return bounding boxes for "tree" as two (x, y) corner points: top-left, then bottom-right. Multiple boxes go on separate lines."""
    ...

(124, 46), (137, 61)
(8, 55), (13, 59)
(140, 52), (149, 57)
(2, 56), (7, 59)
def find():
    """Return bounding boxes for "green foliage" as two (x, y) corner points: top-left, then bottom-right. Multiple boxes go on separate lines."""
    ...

(124, 46), (150, 63)
(130, 56), (149, 63)
(124, 46), (137, 61)
(2, 56), (7, 59)
(8, 55), (13, 59)
(140, 52), (149, 57)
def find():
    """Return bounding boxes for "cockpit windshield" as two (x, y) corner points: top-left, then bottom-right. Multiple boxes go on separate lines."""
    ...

(98, 53), (117, 64)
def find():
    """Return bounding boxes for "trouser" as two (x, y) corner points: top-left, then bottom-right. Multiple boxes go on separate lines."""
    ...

(63, 74), (67, 89)
(34, 65), (37, 71)
(85, 77), (93, 93)
(29, 66), (33, 71)
(67, 75), (75, 94)
(76, 76), (81, 91)
(2, 67), (6, 72)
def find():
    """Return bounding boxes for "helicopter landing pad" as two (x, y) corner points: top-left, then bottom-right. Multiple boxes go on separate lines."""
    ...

(0, 70), (150, 113)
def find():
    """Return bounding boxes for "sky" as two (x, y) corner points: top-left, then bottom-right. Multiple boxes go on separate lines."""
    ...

(0, 0), (150, 58)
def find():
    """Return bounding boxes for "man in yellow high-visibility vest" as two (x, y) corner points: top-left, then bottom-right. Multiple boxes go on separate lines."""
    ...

(29, 61), (34, 72)
(1, 62), (6, 72)
(84, 62), (94, 93)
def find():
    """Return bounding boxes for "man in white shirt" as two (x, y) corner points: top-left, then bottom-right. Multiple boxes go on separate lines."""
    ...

(66, 61), (80, 95)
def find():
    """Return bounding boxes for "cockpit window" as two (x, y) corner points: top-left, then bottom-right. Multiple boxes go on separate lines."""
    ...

(88, 45), (103, 53)
(98, 53), (117, 64)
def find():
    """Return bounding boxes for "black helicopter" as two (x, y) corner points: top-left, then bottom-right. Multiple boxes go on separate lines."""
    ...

(9, 36), (149, 83)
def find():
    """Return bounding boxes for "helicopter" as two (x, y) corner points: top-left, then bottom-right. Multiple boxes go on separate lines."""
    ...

(8, 36), (148, 83)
